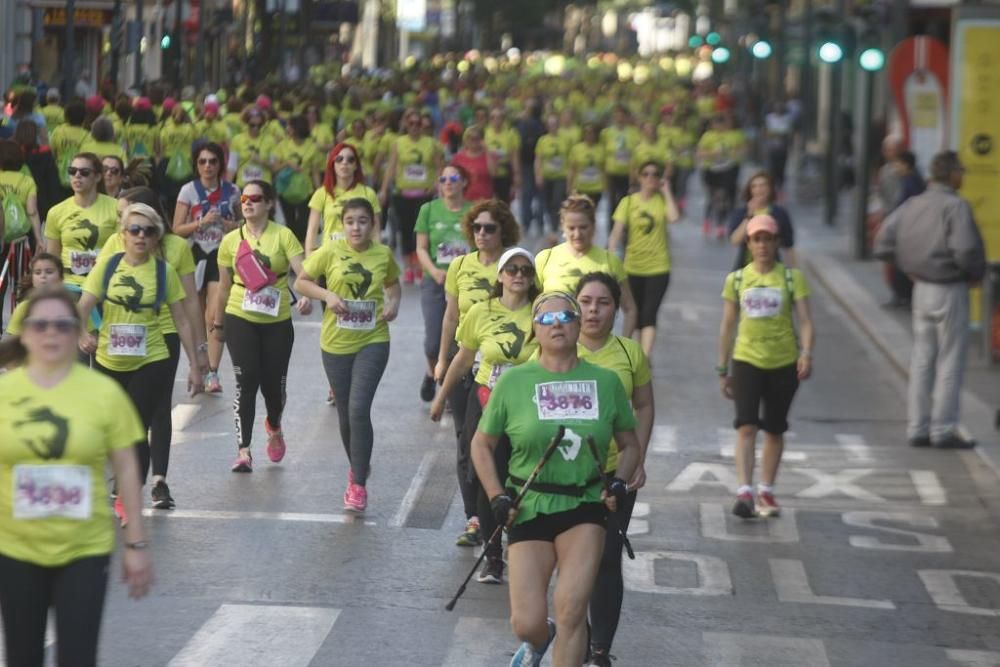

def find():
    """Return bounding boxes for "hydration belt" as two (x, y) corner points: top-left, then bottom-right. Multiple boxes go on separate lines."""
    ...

(508, 475), (601, 497)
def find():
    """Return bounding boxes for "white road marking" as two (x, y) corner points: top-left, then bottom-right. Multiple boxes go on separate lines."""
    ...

(946, 649), (1000, 666)
(795, 468), (886, 502)
(624, 550), (733, 596)
(843, 511), (952, 553)
(703, 632), (831, 667)
(141, 508), (375, 526)
(628, 501), (650, 536)
(918, 570), (1000, 617)
(171, 403), (202, 431)
(441, 617), (553, 667)
(769, 559), (895, 609)
(389, 450), (437, 528)
(650, 425), (677, 453)
(835, 433), (873, 463)
(171, 431), (230, 445)
(665, 462), (737, 493)
(167, 604), (339, 666)
(909, 470), (948, 506)
(700, 503), (800, 543)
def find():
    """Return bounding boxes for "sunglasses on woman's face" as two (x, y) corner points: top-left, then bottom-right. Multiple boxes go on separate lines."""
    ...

(439, 174), (461, 184)
(126, 224), (159, 237)
(23, 317), (78, 334)
(67, 167), (94, 177)
(103, 166), (121, 176)
(471, 223), (498, 235)
(241, 194), (265, 204)
(335, 155), (357, 164)
(640, 170), (660, 178)
(198, 157), (219, 166)
(533, 310), (579, 326)
(502, 264), (535, 278)
(249, 123), (263, 130)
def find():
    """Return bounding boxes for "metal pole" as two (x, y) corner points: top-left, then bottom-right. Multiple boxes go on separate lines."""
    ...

(63, 0), (77, 101)
(801, 0), (814, 140)
(111, 0), (122, 87)
(175, 0), (183, 88)
(196, 0), (206, 88)
(134, 0), (144, 87)
(854, 70), (873, 259)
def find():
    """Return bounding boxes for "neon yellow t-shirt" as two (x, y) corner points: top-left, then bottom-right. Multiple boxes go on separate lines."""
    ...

(0, 365), (145, 567)
(444, 250), (500, 319)
(578, 335), (651, 471)
(44, 195), (120, 287)
(274, 139), (323, 182)
(158, 119), (196, 159)
(535, 243), (626, 293)
(536, 135), (568, 180)
(722, 262), (810, 370)
(4, 300), (28, 336)
(0, 170), (36, 208)
(222, 112), (245, 139)
(485, 126), (521, 178)
(301, 239), (400, 355)
(83, 254), (185, 371)
(195, 118), (232, 146)
(457, 298), (537, 388)
(229, 133), (275, 187)
(308, 184), (382, 245)
(41, 104), (64, 130)
(49, 125), (89, 164)
(601, 125), (640, 176)
(217, 222), (304, 323)
(79, 139), (126, 162)
(123, 123), (159, 161)
(568, 143), (606, 195)
(612, 193), (671, 276)
(311, 124), (335, 152)
(394, 134), (439, 191)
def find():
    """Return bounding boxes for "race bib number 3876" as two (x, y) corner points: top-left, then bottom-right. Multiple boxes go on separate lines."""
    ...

(535, 381), (599, 421)
(13, 465), (92, 520)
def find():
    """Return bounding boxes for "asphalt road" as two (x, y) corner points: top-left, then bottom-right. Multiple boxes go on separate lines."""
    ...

(4, 195), (1000, 667)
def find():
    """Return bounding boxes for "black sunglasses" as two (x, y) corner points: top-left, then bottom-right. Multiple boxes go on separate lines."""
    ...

(502, 264), (535, 277)
(198, 157), (219, 165)
(471, 223), (498, 235)
(67, 167), (94, 177)
(23, 317), (78, 334)
(126, 224), (159, 237)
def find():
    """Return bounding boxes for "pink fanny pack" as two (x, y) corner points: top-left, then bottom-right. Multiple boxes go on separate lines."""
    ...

(234, 227), (277, 292)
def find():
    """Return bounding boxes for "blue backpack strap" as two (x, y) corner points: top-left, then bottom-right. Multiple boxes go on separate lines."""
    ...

(102, 252), (125, 297)
(153, 257), (167, 315)
(192, 178), (210, 214)
(218, 180), (237, 219)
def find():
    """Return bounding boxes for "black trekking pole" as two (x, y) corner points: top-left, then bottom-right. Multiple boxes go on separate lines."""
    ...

(445, 425), (567, 611)
(584, 435), (635, 560)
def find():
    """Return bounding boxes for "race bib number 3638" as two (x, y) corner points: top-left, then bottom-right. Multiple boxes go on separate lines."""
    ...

(13, 465), (92, 520)
(535, 381), (599, 421)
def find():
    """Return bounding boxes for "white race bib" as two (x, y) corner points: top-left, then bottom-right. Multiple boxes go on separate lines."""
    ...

(192, 222), (224, 252)
(337, 300), (377, 330)
(403, 165), (427, 182)
(741, 287), (783, 319)
(242, 285), (281, 317)
(547, 157), (565, 172)
(328, 230), (346, 242)
(69, 250), (98, 276)
(108, 324), (147, 356)
(535, 380), (599, 421)
(14, 465), (92, 520)
(241, 163), (265, 182)
(488, 363), (512, 389)
(436, 241), (469, 265)
(580, 166), (601, 185)
(614, 149), (630, 164)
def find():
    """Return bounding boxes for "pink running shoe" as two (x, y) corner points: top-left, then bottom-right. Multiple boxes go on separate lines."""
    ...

(265, 418), (286, 463)
(344, 482), (368, 513)
(756, 491), (781, 517)
(403, 268), (415, 284)
(231, 451), (253, 473)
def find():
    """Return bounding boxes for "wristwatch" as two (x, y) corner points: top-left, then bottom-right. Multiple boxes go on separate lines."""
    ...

(125, 541), (149, 550)
(715, 364), (729, 377)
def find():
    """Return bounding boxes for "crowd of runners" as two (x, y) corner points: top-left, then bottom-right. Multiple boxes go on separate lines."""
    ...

(0, 57), (814, 667)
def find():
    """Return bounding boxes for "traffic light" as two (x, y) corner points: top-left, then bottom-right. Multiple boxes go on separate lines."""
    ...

(815, 10), (845, 64)
(688, 35), (704, 48)
(818, 41), (844, 64)
(751, 40), (773, 59)
(711, 47), (731, 64)
(706, 32), (722, 46)
(859, 46), (885, 71)
(160, 33), (171, 50)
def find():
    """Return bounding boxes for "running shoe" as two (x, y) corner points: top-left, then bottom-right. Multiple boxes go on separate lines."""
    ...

(204, 370), (223, 393)
(265, 418), (286, 463)
(151, 480), (175, 510)
(477, 555), (504, 584)
(231, 451), (253, 473)
(456, 517), (482, 547)
(510, 618), (555, 667)
(755, 490), (780, 518)
(344, 482), (368, 512)
(403, 268), (415, 284)
(113, 495), (128, 528)
(327, 388), (336, 406)
(585, 649), (614, 667)
(419, 374), (436, 402)
(732, 491), (756, 519)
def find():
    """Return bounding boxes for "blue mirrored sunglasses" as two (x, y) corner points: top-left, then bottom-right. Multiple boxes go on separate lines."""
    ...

(533, 310), (579, 326)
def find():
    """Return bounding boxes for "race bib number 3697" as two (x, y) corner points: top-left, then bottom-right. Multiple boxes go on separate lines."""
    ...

(13, 465), (92, 520)
(535, 381), (599, 421)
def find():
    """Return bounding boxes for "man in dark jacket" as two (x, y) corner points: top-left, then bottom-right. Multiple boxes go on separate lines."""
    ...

(874, 151), (987, 449)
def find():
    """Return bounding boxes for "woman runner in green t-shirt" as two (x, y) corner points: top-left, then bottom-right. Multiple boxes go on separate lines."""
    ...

(471, 291), (641, 667)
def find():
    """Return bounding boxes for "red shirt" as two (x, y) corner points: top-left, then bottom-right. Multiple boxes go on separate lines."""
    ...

(450, 150), (493, 202)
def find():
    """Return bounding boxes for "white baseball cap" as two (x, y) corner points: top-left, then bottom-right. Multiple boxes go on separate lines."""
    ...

(497, 247), (535, 275)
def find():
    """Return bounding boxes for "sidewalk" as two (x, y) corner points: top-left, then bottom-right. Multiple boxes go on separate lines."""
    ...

(789, 192), (1000, 470)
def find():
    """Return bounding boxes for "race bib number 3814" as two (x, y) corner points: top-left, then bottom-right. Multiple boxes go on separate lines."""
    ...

(535, 381), (599, 421)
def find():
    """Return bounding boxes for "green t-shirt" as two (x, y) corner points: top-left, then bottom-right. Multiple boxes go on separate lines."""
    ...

(612, 193), (671, 276)
(457, 299), (537, 388)
(217, 222), (304, 324)
(444, 250), (499, 319)
(82, 254), (185, 372)
(479, 360), (637, 524)
(722, 262), (810, 369)
(414, 199), (471, 268)
(535, 243), (627, 294)
(301, 239), (400, 355)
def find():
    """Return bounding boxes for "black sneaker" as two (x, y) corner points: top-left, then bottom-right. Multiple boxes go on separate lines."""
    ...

(476, 556), (504, 584)
(909, 436), (932, 448)
(586, 649), (614, 667)
(932, 433), (977, 449)
(420, 375), (436, 402)
(732, 491), (756, 519)
(151, 480), (175, 509)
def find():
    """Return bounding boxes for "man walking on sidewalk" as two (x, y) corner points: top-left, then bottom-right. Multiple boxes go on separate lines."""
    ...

(874, 151), (987, 449)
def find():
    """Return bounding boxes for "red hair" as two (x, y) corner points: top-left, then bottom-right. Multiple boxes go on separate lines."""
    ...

(323, 142), (365, 195)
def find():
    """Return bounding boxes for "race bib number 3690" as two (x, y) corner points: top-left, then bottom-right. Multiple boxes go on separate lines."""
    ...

(535, 381), (599, 421)
(13, 465), (92, 520)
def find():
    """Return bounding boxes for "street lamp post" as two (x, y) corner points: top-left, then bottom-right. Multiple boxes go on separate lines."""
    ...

(62, 0), (77, 101)
(134, 0), (144, 88)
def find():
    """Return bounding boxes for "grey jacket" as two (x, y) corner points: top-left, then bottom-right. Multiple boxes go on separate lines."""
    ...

(873, 183), (987, 283)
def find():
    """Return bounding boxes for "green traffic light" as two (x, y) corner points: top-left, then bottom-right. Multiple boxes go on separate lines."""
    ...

(711, 47), (731, 64)
(689, 35), (704, 48)
(818, 41), (843, 64)
(706, 32), (721, 46)
(751, 40), (773, 59)
(859, 47), (885, 71)
(160, 34), (171, 49)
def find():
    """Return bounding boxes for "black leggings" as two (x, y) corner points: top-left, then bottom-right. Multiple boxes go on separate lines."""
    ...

(492, 175), (513, 204)
(148, 333), (181, 479)
(0, 553), (110, 667)
(392, 195), (431, 256)
(96, 357), (174, 485)
(541, 178), (567, 232)
(732, 360), (799, 434)
(628, 273), (671, 329)
(453, 375), (477, 519)
(224, 315), (294, 449)
(608, 174), (631, 218)
(588, 487), (637, 654)
(280, 197), (311, 246)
